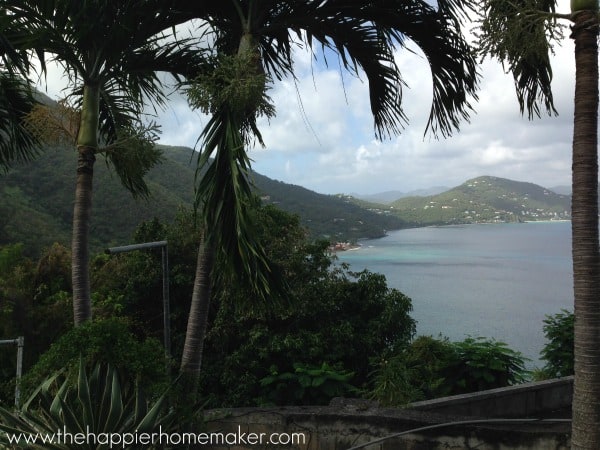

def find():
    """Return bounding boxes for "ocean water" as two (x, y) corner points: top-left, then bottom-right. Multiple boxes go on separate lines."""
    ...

(336, 221), (573, 368)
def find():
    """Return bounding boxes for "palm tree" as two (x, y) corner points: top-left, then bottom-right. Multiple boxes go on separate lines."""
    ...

(477, 1), (599, 448)
(178, 0), (479, 391)
(0, 11), (40, 170)
(2, 0), (206, 325)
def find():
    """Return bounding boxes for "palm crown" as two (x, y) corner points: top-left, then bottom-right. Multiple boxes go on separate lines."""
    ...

(183, 0), (479, 295)
(1, 0), (208, 324)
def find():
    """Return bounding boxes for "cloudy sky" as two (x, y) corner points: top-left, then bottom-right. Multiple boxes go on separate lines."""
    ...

(37, 0), (578, 196)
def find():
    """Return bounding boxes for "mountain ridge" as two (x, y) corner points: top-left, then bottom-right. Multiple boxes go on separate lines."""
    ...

(351, 175), (571, 226)
(0, 139), (576, 257)
(0, 144), (405, 256)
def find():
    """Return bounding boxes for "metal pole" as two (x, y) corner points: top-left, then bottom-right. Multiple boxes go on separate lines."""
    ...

(15, 336), (24, 408)
(0, 337), (24, 408)
(106, 241), (168, 254)
(105, 241), (171, 363)
(161, 245), (171, 361)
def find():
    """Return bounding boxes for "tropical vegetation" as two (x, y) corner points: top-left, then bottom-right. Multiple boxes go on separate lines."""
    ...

(0, 358), (178, 450)
(539, 309), (575, 379)
(370, 335), (529, 406)
(0, 204), (573, 410)
(1, 0), (206, 326)
(168, 0), (481, 395)
(1, 0), (591, 446)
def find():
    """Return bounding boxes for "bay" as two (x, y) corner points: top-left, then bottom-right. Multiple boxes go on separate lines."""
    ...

(336, 221), (573, 368)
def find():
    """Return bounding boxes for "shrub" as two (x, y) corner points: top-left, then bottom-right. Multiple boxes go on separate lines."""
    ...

(19, 318), (168, 399)
(369, 336), (529, 406)
(259, 363), (357, 406)
(443, 337), (529, 394)
(539, 309), (574, 378)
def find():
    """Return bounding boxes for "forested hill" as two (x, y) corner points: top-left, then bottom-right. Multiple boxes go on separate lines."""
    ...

(0, 144), (405, 256)
(354, 176), (571, 226)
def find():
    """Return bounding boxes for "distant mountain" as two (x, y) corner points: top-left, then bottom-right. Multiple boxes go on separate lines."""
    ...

(0, 144), (405, 256)
(354, 186), (449, 204)
(549, 185), (571, 196)
(386, 176), (571, 226)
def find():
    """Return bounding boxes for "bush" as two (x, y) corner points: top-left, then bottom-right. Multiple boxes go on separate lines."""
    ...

(0, 243), (72, 404)
(19, 318), (168, 399)
(259, 363), (357, 406)
(369, 336), (529, 406)
(443, 337), (529, 394)
(539, 309), (574, 378)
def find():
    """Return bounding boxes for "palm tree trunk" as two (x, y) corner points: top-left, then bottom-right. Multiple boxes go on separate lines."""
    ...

(180, 233), (215, 394)
(72, 84), (99, 326)
(570, 10), (600, 449)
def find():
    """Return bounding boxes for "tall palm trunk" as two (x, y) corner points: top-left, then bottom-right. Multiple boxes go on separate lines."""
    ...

(180, 233), (215, 394)
(570, 9), (600, 449)
(72, 83), (99, 326)
(179, 31), (262, 390)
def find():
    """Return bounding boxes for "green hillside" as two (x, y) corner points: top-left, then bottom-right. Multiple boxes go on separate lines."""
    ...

(0, 144), (405, 256)
(388, 176), (571, 225)
(251, 178), (403, 241)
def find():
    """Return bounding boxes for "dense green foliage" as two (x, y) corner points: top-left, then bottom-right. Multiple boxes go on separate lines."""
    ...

(539, 310), (574, 379)
(370, 335), (529, 406)
(18, 319), (168, 400)
(0, 243), (72, 402)
(202, 262), (415, 406)
(1, 202), (551, 410)
(1, 201), (567, 410)
(89, 205), (416, 407)
(259, 363), (357, 406)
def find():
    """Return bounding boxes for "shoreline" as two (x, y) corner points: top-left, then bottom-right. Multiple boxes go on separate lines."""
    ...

(337, 219), (572, 251)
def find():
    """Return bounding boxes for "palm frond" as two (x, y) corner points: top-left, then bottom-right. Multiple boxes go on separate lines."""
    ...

(195, 110), (284, 300)
(475, 0), (561, 118)
(102, 124), (163, 199)
(201, 0), (478, 139)
(0, 9), (33, 76)
(332, 0), (480, 138)
(388, 0), (479, 137)
(0, 72), (41, 170)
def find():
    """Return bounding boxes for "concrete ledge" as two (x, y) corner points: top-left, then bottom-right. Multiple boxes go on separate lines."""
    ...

(203, 379), (573, 449)
(409, 376), (573, 418)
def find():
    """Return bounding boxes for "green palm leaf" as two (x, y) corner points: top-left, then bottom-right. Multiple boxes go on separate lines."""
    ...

(476, 0), (560, 118)
(0, 73), (40, 170)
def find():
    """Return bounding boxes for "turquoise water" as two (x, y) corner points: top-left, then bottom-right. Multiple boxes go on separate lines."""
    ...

(336, 221), (573, 367)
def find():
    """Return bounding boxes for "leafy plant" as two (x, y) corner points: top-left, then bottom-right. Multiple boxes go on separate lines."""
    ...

(0, 358), (175, 449)
(19, 318), (168, 400)
(369, 336), (530, 406)
(443, 337), (529, 394)
(259, 363), (357, 406)
(368, 356), (423, 406)
(539, 309), (574, 379)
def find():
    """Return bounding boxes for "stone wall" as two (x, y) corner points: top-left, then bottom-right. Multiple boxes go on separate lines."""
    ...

(410, 376), (573, 418)
(204, 379), (573, 449)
